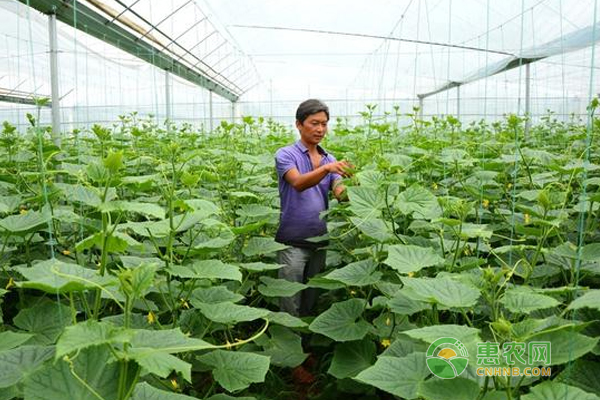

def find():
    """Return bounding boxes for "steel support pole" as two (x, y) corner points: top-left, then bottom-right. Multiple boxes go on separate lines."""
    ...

(418, 95), (424, 119)
(48, 14), (61, 145)
(209, 90), (214, 132)
(231, 101), (236, 123)
(525, 63), (531, 137)
(165, 70), (171, 121)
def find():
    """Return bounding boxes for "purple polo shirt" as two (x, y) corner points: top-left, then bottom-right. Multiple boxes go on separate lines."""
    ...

(275, 140), (341, 248)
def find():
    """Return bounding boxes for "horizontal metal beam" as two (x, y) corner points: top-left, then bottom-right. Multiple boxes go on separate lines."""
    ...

(0, 93), (52, 107)
(19, 0), (239, 102)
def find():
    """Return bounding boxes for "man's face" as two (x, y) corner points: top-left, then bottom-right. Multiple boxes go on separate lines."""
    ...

(297, 111), (329, 146)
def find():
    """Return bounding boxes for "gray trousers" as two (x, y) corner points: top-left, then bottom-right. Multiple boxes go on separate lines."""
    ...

(277, 246), (326, 317)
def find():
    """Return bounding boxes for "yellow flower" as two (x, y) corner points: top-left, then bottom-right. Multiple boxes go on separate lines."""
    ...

(507, 183), (513, 189)
(147, 311), (156, 324)
(380, 339), (391, 348)
(432, 182), (438, 190)
(19, 209), (28, 215)
(408, 272), (415, 277)
(170, 378), (179, 390)
(524, 213), (531, 225)
(5, 277), (14, 289)
(482, 199), (489, 208)
(385, 317), (391, 326)
(350, 290), (357, 296)
(62, 249), (71, 256)
(180, 299), (190, 309)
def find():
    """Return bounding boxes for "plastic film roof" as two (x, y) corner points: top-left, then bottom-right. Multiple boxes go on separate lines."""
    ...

(201, 0), (600, 102)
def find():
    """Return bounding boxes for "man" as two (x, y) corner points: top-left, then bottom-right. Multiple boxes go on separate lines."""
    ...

(275, 99), (351, 316)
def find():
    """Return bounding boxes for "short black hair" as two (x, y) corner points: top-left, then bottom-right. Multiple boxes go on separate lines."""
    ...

(296, 99), (329, 123)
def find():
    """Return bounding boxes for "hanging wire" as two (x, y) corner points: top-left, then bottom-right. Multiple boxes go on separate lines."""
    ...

(424, 0), (438, 116)
(72, 0), (85, 254)
(476, 0), (492, 259)
(507, 0), (528, 270)
(568, 0), (599, 390)
(24, 1), (57, 260)
(559, 0), (568, 122)
(412, 0), (422, 102)
(444, 0), (452, 116)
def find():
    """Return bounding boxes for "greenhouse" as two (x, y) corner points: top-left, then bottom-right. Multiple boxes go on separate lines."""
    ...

(1, 0), (600, 399)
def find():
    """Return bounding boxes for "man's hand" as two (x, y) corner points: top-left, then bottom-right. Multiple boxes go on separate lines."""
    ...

(326, 160), (354, 177)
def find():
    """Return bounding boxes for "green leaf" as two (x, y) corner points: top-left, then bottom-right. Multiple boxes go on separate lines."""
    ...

(103, 150), (124, 173)
(197, 302), (269, 324)
(237, 262), (283, 272)
(56, 320), (132, 358)
(99, 201), (165, 220)
(198, 350), (270, 392)
(567, 290), (600, 312)
(0, 210), (50, 234)
(0, 331), (34, 351)
(120, 256), (162, 269)
(131, 382), (198, 400)
(557, 360), (600, 396)
(354, 353), (429, 399)
(0, 346), (54, 388)
(381, 335), (428, 358)
(169, 260), (242, 282)
(14, 301), (72, 345)
(236, 204), (278, 219)
(126, 263), (157, 298)
(0, 201), (10, 215)
(16, 259), (116, 294)
(54, 183), (101, 207)
(521, 381), (600, 400)
(0, 385), (18, 400)
(190, 286), (244, 305)
(384, 153), (413, 168)
(460, 223), (493, 239)
(401, 277), (481, 308)
(180, 199), (220, 218)
(325, 259), (382, 287)
(500, 287), (560, 314)
(383, 245), (444, 274)
(207, 395), (256, 400)
(257, 276), (306, 297)
(266, 312), (308, 328)
(418, 377), (481, 400)
(403, 324), (481, 347)
(307, 276), (345, 290)
(231, 220), (267, 235)
(328, 339), (376, 379)
(229, 191), (259, 200)
(130, 328), (215, 353)
(582, 243), (600, 262)
(255, 326), (306, 368)
(347, 186), (385, 217)
(309, 299), (370, 342)
(129, 349), (191, 382)
(481, 391), (510, 400)
(242, 237), (287, 257)
(525, 326), (598, 365)
(23, 346), (121, 400)
(350, 217), (394, 243)
(121, 174), (160, 185)
(396, 184), (441, 219)
(75, 231), (131, 253)
(388, 290), (430, 315)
